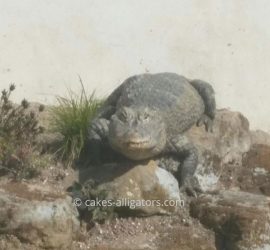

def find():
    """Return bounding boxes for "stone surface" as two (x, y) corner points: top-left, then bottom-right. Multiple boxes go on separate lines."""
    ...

(78, 160), (182, 216)
(188, 109), (251, 163)
(1, 108), (268, 249)
(243, 144), (270, 172)
(155, 147), (223, 193)
(242, 144), (270, 196)
(215, 143), (270, 196)
(183, 109), (251, 192)
(250, 130), (270, 146)
(0, 182), (80, 249)
(190, 190), (270, 250)
(194, 147), (222, 192)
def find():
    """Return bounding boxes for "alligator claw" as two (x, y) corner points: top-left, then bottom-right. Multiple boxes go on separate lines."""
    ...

(196, 114), (214, 133)
(179, 177), (203, 198)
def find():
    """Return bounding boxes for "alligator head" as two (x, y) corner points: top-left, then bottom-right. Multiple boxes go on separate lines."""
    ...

(108, 106), (166, 160)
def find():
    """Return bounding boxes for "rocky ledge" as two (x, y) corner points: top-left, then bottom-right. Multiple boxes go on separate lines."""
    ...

(1, 109), (270, 249)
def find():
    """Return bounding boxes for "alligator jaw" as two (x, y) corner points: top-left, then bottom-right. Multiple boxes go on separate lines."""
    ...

(126, 140), (150, 149)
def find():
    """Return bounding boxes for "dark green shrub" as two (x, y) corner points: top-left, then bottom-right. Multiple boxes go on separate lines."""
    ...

(0, 84), (47, 179)
(72, 180), (115, 223)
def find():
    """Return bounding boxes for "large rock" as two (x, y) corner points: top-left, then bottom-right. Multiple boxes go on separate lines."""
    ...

(190, 190), (270, 250)
(213, 143), (270, 196)
(0, 182), (79, 249)
(189, 109), (251, 164)
(78, 160), (182, 216)
(194, 148), (222, 192)
(185, 109), (251, 192)
(250, 130), (270, 146)
(241, 144), (270, 196)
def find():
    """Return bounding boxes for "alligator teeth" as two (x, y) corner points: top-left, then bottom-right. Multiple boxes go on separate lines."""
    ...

(128, 141), (149, 146)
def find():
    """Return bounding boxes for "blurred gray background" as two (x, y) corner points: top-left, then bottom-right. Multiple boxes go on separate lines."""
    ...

(1, 0), (269, 132)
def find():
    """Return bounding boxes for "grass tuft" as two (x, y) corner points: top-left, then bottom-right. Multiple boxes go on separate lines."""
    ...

(48, 77), (105, 167)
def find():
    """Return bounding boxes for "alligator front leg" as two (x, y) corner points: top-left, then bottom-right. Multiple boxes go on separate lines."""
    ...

(164, 135), (203, 197)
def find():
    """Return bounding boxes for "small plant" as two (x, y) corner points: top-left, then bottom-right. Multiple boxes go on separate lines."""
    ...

(48, 77), (104, 167)
(0, 84), (46, 179)
(72, 180), (115, 223)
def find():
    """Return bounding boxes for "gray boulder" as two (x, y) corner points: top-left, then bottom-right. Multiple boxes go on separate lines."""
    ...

(187, 109), (252, 192)
(190, 190), (270, 250)
(79, 160), (183, 216)
(0, 183), (79, 249)
(250, 129), (270, 146)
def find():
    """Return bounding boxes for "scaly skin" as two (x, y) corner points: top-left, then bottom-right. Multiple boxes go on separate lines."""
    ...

(81, 72), (216, 197)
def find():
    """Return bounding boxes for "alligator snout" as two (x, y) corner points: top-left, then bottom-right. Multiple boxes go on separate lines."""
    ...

(126, 140), (150, 148)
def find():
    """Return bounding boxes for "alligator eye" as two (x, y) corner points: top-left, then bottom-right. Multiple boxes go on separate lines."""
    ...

(143, 113), (149, 120)
(120, 111), (127, 120)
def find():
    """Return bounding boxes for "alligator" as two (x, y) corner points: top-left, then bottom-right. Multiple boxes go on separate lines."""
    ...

(83, 72), (216, 196)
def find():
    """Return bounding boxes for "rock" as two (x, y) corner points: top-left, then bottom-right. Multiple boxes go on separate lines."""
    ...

(0, 182), (79, 249)
(154, 148), (223, 193)
(194, 148), (222, 192)
(243, 144), (270, 172)
(211, 141), (270, 197)
(250, 130), (270, 146)
(216, 143), (270, 196)
(160, 109), (270, 196)
(184, 109), (251, 192)
(242, 144), (270, 196)
(154, 227), (217, 250)
(78, 160), (182, 216)
(189, 109), (251, 165)
(190, 190), (270, 250)
(214, 109), (251, 164)
(259, 185), (270, 197)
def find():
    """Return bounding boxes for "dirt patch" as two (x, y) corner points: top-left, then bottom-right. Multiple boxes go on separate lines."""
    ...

(71, 210), (216, 250)
(1, 182), (66, 202)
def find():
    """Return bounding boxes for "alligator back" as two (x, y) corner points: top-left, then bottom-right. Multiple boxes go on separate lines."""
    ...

(115, 73), (205, 135)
